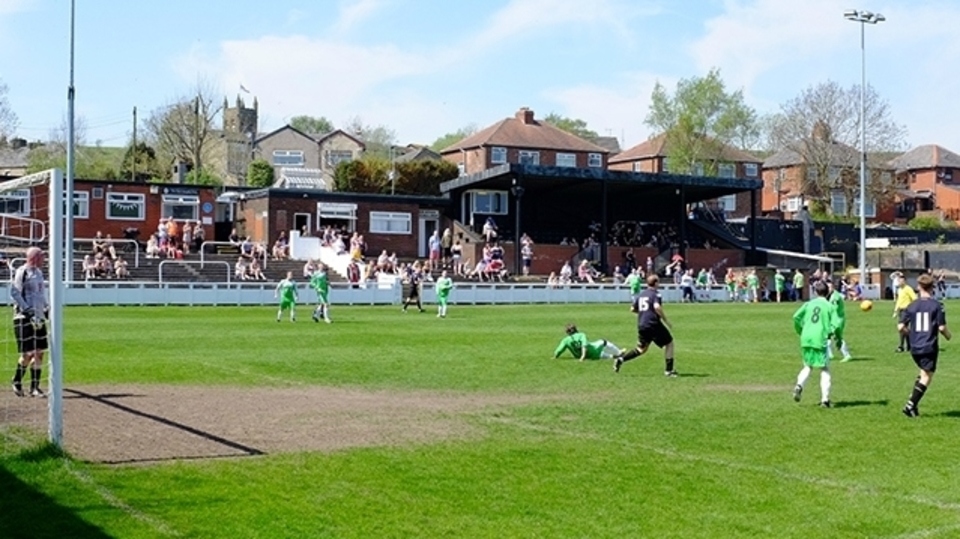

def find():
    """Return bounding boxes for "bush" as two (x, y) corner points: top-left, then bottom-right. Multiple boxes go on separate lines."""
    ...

(908, 216), (956, 231)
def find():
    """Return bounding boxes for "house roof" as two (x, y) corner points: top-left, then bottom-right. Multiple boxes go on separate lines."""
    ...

(440, 108), (609, 154)
(314, 129), (366, 149)
(272, 168), (330, 190)
(254, 126), (366, 150)
(888, 144), (960, 172)
(609, 133), (762, 164)
(395, 146), (442, 163)
(254, 124), (315, 145)
(0, 146), (30, 169)
(762, 140), (861, 169)
(590, 136), (621, 156)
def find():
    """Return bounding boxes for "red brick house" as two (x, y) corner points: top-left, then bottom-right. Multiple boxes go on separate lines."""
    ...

(607, 133), (763, 219)
(0, 178), (222, 245)
(889, 144), (960, 222)
(238, 187), (449, 259)
(439, 107), (610, 175)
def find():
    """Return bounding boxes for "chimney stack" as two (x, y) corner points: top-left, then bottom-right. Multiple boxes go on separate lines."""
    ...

(515, 107), (535, 125)
(10, 137), (26, 149)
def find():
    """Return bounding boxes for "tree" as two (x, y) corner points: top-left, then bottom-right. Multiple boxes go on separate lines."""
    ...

(543, 113), (598, 140)
(184, 168), (222, 186)
(247, 158), (275, 188)
(333, 158), (389, 193)
(393, 159), (460, 195)
(289, 115), (333, 135)
(645, 68), (758, 175)
(343, 116), (396, 159)
(430, 124), (478, 152)
(143, 81), (223, 177)
(767, 80), (907, 217)
(26, 115), (122, 180)
(0, 78), (18, 140)
(120, 142), (162, 182)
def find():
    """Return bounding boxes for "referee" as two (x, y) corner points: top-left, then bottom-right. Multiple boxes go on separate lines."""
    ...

(10, 247), (48, 398)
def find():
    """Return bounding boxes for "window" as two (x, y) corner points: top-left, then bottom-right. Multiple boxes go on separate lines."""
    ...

(632, 162), (642, 172)
(718, 194), (737, 212)
(588, 153), (603, 167)
(744, 163), (759, 177)
(325, 150), (353, 168)
(272, 150), (304, 167)
(491, 147), (507, 164)
(317, 202), (357, 232)
(106, 193), (145, 220)
(662, 157), (670, 172)
(693, 162), (705, 176)
(369, 211), (411, 234)
(718, 163), (736, 178)
(92, 186), (104, 199)
(830, 191), (847, 216)
(828, 167), (841, 185)
(471, 191), (508, 215)
(518, 150), (539, 165)
(0, 189), (30, 216)
(556, 153), (576, 168)
(786, 197), (802, 212)
(162, 194), (200, 221)
(73, 191), (89, 219)
(805, 167), (818, 184)
(854, 196), (877, 218)
(457, 162), (466, 176)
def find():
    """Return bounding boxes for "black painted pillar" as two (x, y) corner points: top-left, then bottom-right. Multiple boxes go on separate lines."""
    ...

(750, 188), (757, 252)
(600, 177), (608, 272)
(678, 187), (686, 260)
(510, 178), (525, 276)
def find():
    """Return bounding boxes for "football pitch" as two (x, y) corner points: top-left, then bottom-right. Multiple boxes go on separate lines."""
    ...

(2, 300), (960, 538)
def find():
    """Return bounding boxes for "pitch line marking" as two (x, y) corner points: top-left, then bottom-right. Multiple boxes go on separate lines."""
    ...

(486, 416), (960, 514)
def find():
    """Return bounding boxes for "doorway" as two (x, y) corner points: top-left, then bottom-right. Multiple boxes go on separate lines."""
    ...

(294, 213), (311, 236)
(418, 212), (439, 258)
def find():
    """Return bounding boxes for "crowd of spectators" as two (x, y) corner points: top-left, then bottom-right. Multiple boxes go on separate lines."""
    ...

(145, 218), (205, 259)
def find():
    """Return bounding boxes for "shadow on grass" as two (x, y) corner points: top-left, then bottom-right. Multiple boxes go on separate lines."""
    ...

(833, 399), (890, 409)
(677, 373), (709, 378)
(933, 410), (960, 418)
(844, 356), (875, 362)
(1, 448), (114, 539)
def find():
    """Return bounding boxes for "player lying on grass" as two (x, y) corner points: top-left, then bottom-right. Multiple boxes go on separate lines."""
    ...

(553, 324), (622, 361)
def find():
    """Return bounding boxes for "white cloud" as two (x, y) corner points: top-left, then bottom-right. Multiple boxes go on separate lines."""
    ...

(0, 0), (32, 16)
(332, 0), (387, 35)
(544, 72), (676, 149)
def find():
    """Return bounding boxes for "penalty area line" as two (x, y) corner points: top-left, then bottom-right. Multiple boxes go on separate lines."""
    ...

(485, 416), (960, 514)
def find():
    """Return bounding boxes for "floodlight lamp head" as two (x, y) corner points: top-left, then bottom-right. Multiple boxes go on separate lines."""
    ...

(873, 13), (886, 23)
(843, 9), (859, 19)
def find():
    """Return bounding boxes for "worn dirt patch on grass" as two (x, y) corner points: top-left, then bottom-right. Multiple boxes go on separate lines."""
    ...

(12, 385), (579, 464)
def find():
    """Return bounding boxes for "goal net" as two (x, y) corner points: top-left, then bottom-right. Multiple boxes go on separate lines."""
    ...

(0, 168), (65, 447)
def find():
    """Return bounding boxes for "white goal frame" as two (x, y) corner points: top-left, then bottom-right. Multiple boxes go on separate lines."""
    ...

(1, 169), (65, 446)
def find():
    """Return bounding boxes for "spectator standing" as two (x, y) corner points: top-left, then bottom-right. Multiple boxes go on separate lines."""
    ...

(181, 222), (193, 255)
(10, 247), (48, 397)
(451, 241), (463, 276)
(347, 259), (361, 288)
(441, 228), (454, 269)
(193, 221), (205, 253)
(521, 240), (534, 276)
(428, 230), (441, 272)
(560, 261), (573, 285)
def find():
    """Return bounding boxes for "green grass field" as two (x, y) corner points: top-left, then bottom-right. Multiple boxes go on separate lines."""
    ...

(3, 300), (960, 538)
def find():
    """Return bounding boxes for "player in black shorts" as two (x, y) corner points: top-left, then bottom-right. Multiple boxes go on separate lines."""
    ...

(10, 247), (49, 398)
(401, 264), (425, 313)
(898, 273), (951, 417)
(614, 274), (677, 377)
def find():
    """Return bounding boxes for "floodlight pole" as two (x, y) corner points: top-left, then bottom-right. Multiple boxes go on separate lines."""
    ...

(845, 9), (884, 288)
(65, 0), (76, 280)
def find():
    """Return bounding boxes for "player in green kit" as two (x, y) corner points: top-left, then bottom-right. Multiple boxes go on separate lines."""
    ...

(624, 268), (642, 309)
(553, 324), (621, 361)
(310, 263), (331, 323)
(774, 271), (786, 303)
(825, 279), (851, 361)
(746, 269), (760, 303)
(791, 280), (839, 407)
(792, 269), (805, 301)
(275, 271), (298, 322)
(435, 269), (454, 318)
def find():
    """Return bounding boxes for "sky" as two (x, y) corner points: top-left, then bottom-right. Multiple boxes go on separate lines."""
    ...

(0, 0), (958, 154)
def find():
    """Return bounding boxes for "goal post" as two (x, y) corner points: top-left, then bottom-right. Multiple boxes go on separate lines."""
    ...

(0, 168), (65, 447)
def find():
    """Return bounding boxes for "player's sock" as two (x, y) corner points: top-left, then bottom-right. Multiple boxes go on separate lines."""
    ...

(825, 339), (834, 360)
(665, 357), (675, 373)
(819, 368), (831, 403)
(324, 306), (331, 321)
(796, 366), (811, 388)
(840, 340), (851, 358)
(12, 363), (25, 384)
(907, 381), (928, 408)
(276, 310), (282, 321)
(619, 348), (642, 362)
(30, 368), (41, 393)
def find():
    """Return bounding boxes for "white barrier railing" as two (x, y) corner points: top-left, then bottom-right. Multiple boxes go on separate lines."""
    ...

(0, 213), (45, 243)
(0, 280), (887, 307)
(159, 260), (231, 283)
(199, 240), (267, 269)
(75, 237), (140, 268)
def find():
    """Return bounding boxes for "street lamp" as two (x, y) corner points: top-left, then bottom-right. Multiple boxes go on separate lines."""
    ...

(844, 8), (884, 289)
